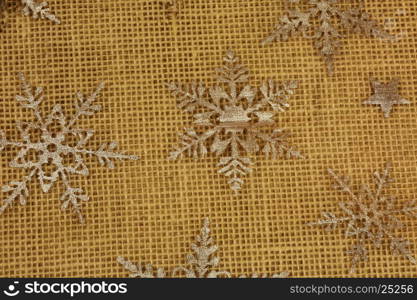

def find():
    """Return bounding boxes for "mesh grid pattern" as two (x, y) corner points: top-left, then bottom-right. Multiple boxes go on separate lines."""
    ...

(0, 0), (416, 277)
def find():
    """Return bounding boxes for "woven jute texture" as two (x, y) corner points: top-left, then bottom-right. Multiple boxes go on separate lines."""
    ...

(0, 0), (417, 278)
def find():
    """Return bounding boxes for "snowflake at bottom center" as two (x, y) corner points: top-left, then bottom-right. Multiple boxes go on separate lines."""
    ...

(167, 51), (303, 192)
(0, 74), (139, 223)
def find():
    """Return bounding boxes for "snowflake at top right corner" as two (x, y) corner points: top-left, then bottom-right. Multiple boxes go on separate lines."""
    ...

(262, 0), (396, 75)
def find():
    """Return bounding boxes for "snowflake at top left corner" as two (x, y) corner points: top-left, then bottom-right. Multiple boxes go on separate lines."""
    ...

(0, 1), (60, 24)
(0, 73), (139, 223)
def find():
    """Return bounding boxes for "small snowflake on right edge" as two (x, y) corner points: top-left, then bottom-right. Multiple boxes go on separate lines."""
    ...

(363, 78), (410, 118)
(309, 163), (417, 273)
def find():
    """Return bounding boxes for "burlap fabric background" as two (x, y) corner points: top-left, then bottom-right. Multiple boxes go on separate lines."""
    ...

(0, 0), (416, 278)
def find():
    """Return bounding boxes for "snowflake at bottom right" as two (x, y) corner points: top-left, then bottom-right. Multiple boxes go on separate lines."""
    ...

(309, 163), (417, 273)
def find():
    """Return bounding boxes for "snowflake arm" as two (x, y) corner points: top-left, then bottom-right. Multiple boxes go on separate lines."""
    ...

(0, 169), (36, 214)
(339, 8), (394, 40)
(172, 218), (231, 278)
(373, 162), (394, 196)
(16, 72), (44, 121)
(217, 134), (253, 192)
(168, 128), (218, 160)
(59, 172), (89, 223)
(117, 257), (167, 278)
(259, 80), (298, 113)
(255, 129), (303, 160)
(262, 9), (311, 45)
(166, 81), (222, 114)
(21, 0), (60, 24)
(118, 218), (288, 278)
(346, 241), (368, 274)
(67, 82), (105, 129)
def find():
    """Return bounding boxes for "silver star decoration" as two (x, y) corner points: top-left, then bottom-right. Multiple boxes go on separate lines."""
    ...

(363, 78), (410, 118)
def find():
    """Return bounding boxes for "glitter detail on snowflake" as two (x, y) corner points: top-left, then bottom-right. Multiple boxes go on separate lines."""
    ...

(309, 163), (417, 273)
(167, 51), (302, 192)
(263, 0), (394, 75)
(0, 74), (138, 223)
(363, 78), (410, 118)
(161, 0), (181, 18)
(118, 218), (289, 278)
(21, 0), (60, 24)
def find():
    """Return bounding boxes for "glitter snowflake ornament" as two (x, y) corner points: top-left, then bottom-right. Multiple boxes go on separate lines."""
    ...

(309, 163), (417, 273)
(263, 0), (394, 75)
(21, 0), (60, 24)
(167, 51), (302, 192)
(161, 0), (181, 18)
(363, 78), (410, 118)
(0, 74), (138, 223)
(118, 218), (289, 278)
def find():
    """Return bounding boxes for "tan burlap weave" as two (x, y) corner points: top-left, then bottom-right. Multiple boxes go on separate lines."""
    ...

(0, 0), (416, 277)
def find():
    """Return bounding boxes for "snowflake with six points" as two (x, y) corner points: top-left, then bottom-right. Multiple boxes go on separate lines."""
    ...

(309, 163), (417, 273)
(0, 74), (138, 223)
(167, 51), (302, 192)
(363, 78), (410, 118)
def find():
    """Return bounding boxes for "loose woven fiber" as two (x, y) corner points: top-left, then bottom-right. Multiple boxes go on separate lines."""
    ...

(0, 0), (417, 278)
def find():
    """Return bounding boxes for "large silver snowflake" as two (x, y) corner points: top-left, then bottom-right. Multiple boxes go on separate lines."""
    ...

(118, 218), (288, 278)
(161, 0), (181, 18)
(0, 74), (138, 223)
(263, 0), (394, 75)
(309, 163), (417, 273)
(167, 51), (302, 192)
